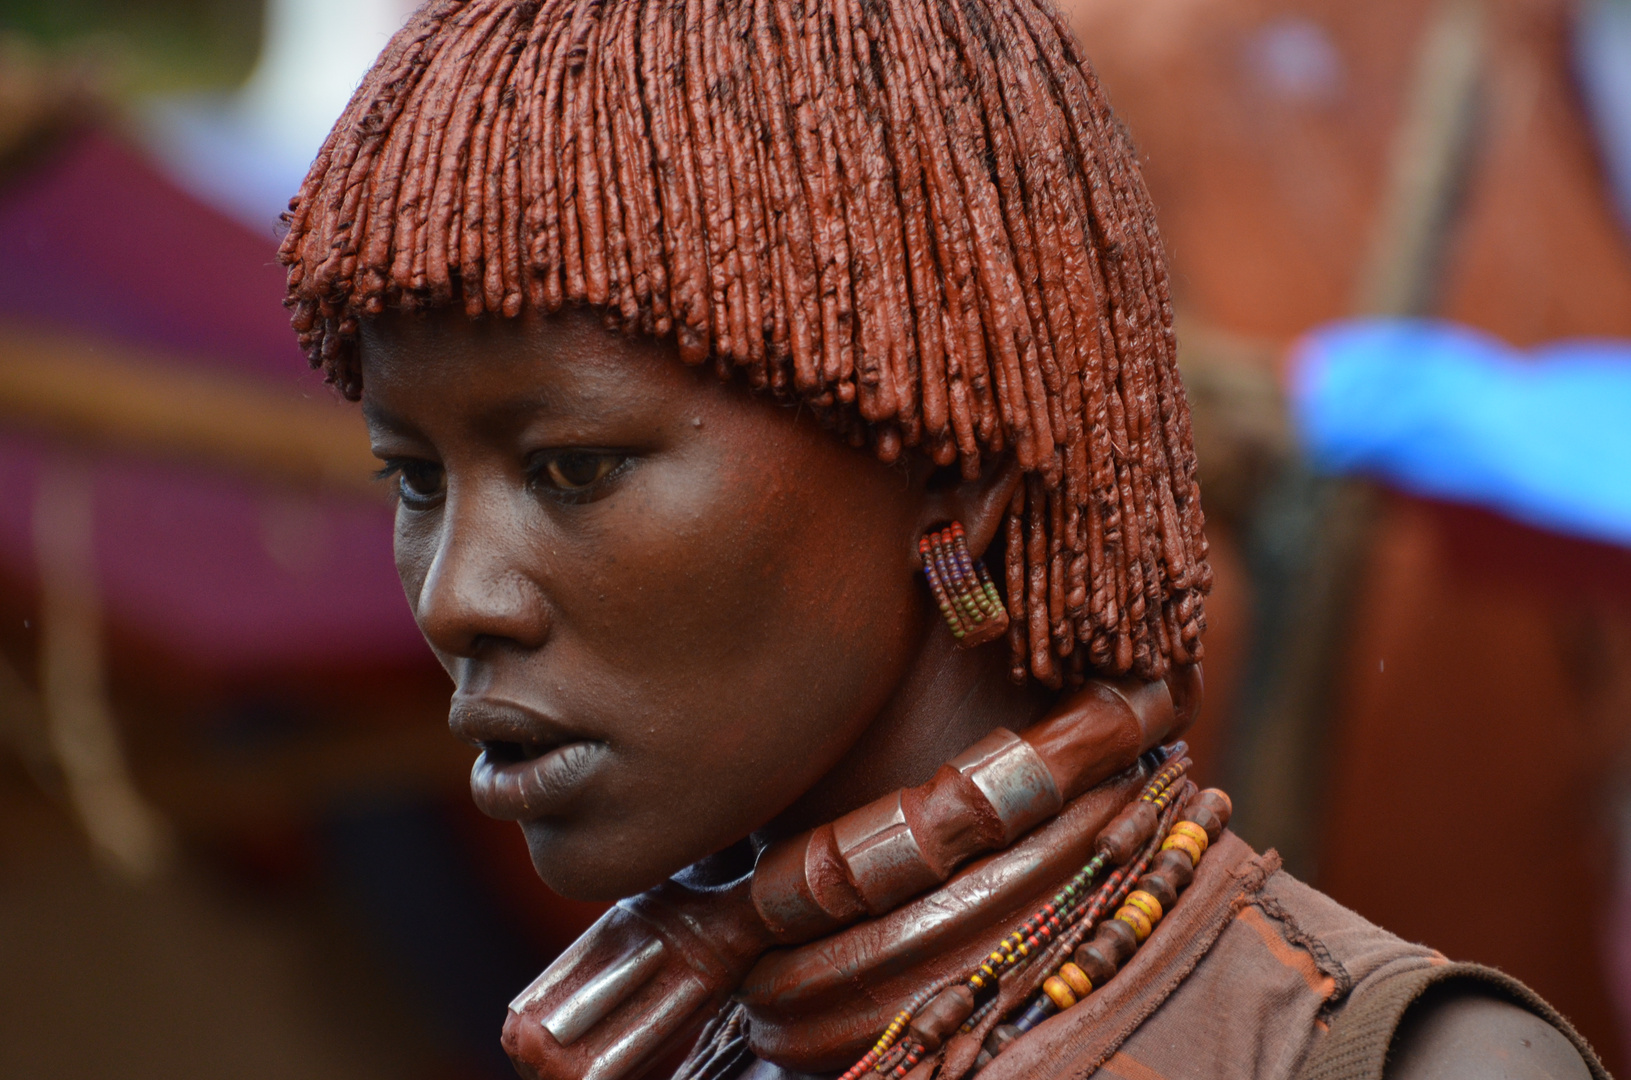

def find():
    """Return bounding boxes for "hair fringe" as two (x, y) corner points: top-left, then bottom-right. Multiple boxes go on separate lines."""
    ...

(280, 0), (1212, 685)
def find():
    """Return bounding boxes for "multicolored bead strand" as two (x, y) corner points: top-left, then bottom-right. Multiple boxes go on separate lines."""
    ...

(967, 751), (1188, 993)
(1001, 789), (1189, 1038)
(920, 523), (1010, 647)
(837, 974), (965, 1080)
(840, 748), (1199, 1079)
(983, 786), (1234, 1065)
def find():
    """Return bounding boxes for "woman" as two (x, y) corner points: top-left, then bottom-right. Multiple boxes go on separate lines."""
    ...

(278, 1), (1607, 1077)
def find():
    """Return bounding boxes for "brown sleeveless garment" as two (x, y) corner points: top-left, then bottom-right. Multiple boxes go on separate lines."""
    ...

(678, 833), (1610, 1080)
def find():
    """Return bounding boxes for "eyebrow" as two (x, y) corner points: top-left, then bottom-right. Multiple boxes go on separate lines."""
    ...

(360, 399), (414, 434)
(478, 389), (568, 431)
(361, 385), (577, 440)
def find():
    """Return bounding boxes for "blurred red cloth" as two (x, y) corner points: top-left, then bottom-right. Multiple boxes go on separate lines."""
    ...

(0, 128), (425, 675)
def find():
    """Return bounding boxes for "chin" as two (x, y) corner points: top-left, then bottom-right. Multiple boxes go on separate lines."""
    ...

(520, 820), (673, 902)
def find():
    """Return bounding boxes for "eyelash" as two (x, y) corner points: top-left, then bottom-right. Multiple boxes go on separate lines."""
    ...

(528, 451), (630, 503)
(374, 459), (445, 507)
(372, 452), (631, 507)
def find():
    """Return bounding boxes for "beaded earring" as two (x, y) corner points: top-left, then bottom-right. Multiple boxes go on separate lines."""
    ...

(919, 522), (1011, 647)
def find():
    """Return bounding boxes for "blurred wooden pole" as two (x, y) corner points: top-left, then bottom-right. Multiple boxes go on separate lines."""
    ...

(34, 458), (174, 881)
(1222, 0), (1490, 876)
(0, 322), (381, 497)
(0, 323), (382, 875)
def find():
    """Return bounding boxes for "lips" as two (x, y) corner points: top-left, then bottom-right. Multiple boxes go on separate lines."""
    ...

(452, 697), (605, 820)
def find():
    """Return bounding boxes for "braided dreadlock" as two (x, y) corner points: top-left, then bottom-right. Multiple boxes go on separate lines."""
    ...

(279, 0), (1211, 686)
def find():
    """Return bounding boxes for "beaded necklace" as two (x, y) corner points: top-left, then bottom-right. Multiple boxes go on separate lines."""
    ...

(506, 671), (1197, 1080)
(837, 751), (1233, 1080)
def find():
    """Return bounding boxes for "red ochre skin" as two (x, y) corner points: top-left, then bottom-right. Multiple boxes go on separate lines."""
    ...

(356, 307), (1592, 1080)
(359, 307), (1050, 903)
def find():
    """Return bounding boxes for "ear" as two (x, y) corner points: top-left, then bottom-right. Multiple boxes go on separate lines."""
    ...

(916, 453), (1024, 563)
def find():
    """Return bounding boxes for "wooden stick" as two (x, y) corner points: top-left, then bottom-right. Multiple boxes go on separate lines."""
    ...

(0, 323), (380, 497)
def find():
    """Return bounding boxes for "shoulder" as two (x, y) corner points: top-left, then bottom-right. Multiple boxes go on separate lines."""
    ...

(1106, 850), (1602, 1080)
(1247, 874), (1601, 1080)
(1172, 859), (1445, 1016)
(1053, 847), (1447, 1080)
(1385, 983), (1594, 1080)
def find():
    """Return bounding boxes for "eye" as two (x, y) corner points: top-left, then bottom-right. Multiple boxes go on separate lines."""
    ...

(533, 451), (625, 495)
(375, 458), (445, 506)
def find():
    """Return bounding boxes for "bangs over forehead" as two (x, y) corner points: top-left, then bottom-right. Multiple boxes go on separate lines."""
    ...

(280, 0), (1210, 686)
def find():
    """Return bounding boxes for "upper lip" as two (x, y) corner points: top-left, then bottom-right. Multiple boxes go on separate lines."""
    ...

(449, 696), (586, 757)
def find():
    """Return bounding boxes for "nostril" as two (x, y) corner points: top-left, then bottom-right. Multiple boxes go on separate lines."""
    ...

(469, 633), (503, 655)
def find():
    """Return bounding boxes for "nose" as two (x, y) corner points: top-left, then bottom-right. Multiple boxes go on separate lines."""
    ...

(409, 494), (551, 658)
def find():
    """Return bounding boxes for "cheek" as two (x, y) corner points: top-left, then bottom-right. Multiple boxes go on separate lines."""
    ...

(392, 511), (435, 611)
(559, 422), (924, 797)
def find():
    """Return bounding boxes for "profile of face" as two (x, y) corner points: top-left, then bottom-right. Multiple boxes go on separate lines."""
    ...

(360, 310), (1036, 901)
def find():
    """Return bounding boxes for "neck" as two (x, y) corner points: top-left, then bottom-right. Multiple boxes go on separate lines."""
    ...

(503, 656), (1196, 1080)
(752, 632), (1054, 848)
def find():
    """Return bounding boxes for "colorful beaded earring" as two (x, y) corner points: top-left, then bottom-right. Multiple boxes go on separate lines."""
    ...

(920, 522), (1010, 647)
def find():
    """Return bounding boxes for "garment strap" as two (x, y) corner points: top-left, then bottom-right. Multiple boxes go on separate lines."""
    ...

(1295, 961), (1610, 1080)
(673, 1004), (754, 1080)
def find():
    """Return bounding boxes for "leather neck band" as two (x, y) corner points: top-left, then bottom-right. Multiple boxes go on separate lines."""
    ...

(501, 667), (1201, 1080)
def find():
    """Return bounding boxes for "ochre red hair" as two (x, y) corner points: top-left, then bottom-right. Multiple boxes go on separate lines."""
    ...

(280, 0), (1211, 684)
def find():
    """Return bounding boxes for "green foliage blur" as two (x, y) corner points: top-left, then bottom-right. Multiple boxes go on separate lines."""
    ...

(0, 0), (263, 95)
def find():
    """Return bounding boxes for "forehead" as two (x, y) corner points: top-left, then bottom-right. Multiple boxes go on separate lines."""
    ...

(361, 307), (667, 375)
(359, 309), (689, 404)
(354, 308), (774, 453)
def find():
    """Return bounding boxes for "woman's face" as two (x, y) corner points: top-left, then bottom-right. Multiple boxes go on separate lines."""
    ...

(360, 311), (934, 900)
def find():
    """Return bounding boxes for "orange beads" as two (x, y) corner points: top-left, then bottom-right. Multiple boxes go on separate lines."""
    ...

(1115, 904), (1153, 941)
(1161, 832), (1203, 866)
(1058, 962), (1093, 999)
(1124, 889), (1163, 924)
(1042, 976), (1078, 1011)
(1169, 820), (1209, 855)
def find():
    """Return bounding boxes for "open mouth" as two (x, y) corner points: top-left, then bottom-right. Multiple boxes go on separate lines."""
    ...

(468, 738), (605, 821)
(479, 738), (558, 765)
(451, 698), (606, 821)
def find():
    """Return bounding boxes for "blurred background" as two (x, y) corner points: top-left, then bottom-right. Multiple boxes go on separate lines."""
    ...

(0, 0), (1626, 1077)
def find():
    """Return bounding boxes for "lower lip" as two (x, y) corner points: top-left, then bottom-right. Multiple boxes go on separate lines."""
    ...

(469, 741), (604, 820)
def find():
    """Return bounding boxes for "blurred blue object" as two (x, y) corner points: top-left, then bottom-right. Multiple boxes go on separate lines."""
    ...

(1290, 320), (1631, 547)
(1577, 0), (1631, 237)
(1242, 17), (1346, 106)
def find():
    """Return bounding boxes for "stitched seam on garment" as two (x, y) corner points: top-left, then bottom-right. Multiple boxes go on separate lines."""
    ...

(1236, 906), (1338, 1001)
(1290, 956), (1443, 1080)
(1254, 894), (1355, 1014)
